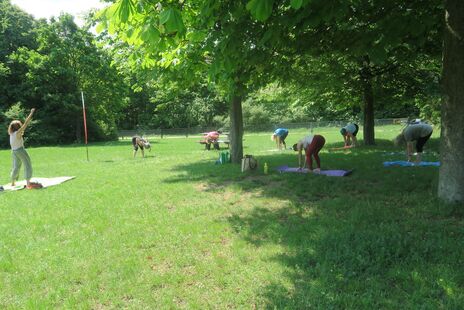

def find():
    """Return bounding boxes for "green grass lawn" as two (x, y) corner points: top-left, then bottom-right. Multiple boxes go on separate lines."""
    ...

(1, 125), (463, 309)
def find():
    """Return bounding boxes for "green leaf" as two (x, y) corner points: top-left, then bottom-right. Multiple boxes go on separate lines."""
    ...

(136, 0), (144, 14)
(290, 0), (303, 9)
(126, 27), (134, 39)
(223, 56), (235, 72)
(258, 28), (275, 46)
(246, 0), (274, 22)
(187, 31), (207, 43)
(159, 8), (185, 34)
(127, 28), (142, 44)
(95, 22), (106, 34)
(115, 0), (135, 23)
(108, 21), (116, 35)
(140, 24), (160, 43)
(369, 46), (387, 64)
(105, 4), (118, 19)
(159, 9), (171, 25)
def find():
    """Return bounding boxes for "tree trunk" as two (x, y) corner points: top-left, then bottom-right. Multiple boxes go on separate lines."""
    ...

(438, 0), (464, 203)
(360, 56), (375, 145)
(229, 92), (244, 164)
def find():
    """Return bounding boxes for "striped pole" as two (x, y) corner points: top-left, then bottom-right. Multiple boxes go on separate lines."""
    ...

(81, 91), (89, 161)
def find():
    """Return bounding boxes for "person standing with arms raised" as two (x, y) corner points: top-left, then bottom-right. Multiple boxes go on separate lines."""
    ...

(8, 108), (42, 189)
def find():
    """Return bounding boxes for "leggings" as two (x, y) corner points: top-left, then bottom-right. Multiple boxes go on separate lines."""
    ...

(416, 131), (432, 153)
(11, 147), (33, 181)
(305, 135), (325, 169)
(353, 124), (359, 136)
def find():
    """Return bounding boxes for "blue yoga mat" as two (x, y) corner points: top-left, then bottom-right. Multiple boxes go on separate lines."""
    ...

(383, 161), (440, 167)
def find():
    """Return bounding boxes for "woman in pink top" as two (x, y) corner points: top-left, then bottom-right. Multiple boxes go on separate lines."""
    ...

(203, 131), (221, 150)
(205, 131), (220, 142)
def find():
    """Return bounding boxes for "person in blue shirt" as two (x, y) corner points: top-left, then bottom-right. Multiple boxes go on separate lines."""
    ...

(272, 128), (289, 150)
(340, 123), (359, 147)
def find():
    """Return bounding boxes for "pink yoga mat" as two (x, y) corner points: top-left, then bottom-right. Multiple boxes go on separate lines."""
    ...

(277, 166), (353, 177)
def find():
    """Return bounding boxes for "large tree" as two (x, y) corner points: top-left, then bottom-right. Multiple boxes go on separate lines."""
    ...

(96, 0), (288, 162)
(438, 0), (464, 203)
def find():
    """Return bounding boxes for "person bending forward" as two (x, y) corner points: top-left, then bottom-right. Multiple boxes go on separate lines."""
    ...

(272, 128), (289, 150)
(394, 123), (433, 163)
(132, 136), (151, 157)
(293, 135), (326, 172)
(340, 123), (359, 147)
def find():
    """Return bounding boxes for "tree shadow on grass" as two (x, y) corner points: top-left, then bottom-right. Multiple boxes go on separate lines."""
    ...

(165, 139), (461, 308)
(226, 202), (464, 308)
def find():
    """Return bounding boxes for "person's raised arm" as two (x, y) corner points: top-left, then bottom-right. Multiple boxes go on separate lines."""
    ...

(18, 108), (35, 134)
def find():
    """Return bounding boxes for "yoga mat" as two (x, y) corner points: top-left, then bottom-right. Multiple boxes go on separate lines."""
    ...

(383, 161), (440, 167)
(277, 166), (353, 177)
(1, 176), (75, 191)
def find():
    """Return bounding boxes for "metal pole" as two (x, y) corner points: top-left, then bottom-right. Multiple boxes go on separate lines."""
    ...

(81, 91), (89, 161)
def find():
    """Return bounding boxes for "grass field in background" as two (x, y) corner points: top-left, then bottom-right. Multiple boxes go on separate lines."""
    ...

(1, 125), (463, 309)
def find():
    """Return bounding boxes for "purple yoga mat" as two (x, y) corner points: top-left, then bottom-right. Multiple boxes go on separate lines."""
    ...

(276, 166), (353, 177)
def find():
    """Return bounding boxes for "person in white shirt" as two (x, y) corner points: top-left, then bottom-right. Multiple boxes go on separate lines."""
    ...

(8, 108), (42, 189)
(292, 134), (326, 172)
(340, 123), (359, 147)
(394, 123), (433, 163)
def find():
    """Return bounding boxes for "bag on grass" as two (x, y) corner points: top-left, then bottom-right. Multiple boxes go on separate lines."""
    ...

(241, 155), (258, 172)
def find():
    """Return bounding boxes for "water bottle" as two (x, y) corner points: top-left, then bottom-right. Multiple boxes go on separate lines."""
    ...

(264, 162), (268, 174)
(220, 151), (225, 164)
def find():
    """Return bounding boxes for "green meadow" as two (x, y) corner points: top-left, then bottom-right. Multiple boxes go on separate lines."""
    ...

(1, 125), (463, 309)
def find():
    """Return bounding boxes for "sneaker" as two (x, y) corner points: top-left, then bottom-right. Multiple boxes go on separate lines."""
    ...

(26, 182), (43, 189)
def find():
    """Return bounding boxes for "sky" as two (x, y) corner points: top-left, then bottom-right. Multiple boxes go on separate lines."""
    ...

(10, 0), (108, 26)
